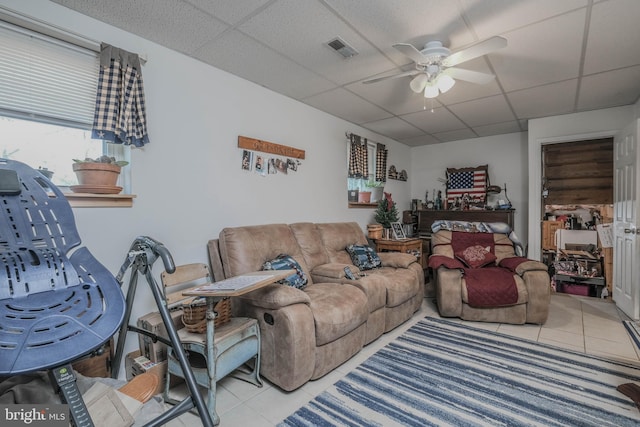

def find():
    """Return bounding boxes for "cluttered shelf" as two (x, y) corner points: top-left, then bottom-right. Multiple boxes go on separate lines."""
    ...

(415, 209), (515, 234)
(549, 247), (607, 298)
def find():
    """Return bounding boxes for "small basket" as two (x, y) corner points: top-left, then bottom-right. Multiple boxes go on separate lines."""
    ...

(367, 224), (383, 239)
(182, 298), (231, 333)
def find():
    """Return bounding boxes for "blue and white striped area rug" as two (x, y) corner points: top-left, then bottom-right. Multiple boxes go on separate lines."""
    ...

(280, 317), (640, 427)
(623, 321), (640, 351)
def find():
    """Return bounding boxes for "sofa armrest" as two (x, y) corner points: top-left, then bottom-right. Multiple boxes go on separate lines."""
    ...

(234, 296), (316, 391)
(499, 257), (548, 275)
(377, 252), (417, 268)
(498, 257), (550, 323)
(312, 263), (360, 279)
(237, 283), (311, 310)
(428, 255), (466, 270)
(434, 267), (464, 317)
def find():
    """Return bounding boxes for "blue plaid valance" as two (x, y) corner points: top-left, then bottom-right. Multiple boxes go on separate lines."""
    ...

(92, 43), (150, 147)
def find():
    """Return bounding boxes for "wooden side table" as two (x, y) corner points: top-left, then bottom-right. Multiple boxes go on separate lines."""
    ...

(375, 238), (426, 268)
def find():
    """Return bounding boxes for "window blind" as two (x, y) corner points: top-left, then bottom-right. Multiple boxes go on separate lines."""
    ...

(0, 20), (98, 128)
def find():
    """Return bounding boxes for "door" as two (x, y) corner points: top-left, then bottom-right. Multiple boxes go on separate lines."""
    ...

(613, 119), (640, 319)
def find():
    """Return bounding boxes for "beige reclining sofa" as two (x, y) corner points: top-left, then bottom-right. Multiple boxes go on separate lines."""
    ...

(208, 222), (424, 391)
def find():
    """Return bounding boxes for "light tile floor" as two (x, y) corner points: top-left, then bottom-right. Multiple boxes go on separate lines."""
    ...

(164, 293), (640, 426)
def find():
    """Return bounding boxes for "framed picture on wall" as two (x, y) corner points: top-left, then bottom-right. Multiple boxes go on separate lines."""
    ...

(391, 222), (405, 240)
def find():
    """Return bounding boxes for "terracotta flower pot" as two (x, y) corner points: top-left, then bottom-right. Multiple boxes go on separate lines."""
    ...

(358, 191), (371, 203)
(72, 162), (121, 187)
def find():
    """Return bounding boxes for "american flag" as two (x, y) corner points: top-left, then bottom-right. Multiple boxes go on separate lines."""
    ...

(447, 169), (487, 204)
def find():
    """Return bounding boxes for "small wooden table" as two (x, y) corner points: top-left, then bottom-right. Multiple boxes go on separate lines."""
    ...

(375, 238), (426, 268)
(183, 270), (294, 298)
(179, 270), (293, 424)
(181, 270), (295, 357)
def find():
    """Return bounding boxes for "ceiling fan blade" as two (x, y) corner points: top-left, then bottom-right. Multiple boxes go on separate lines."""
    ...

(443, 67), (496, 85)
(362, 69), (419, 84)
(392, 43), (427, 64)
(442, 36), (507, 67)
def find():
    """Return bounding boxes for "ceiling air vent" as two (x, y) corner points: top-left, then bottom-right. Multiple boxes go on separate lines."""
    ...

(327, 37), (358, 58)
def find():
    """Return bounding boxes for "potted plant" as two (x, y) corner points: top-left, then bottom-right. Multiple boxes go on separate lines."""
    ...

(365, 179), (385, 203)
(71, 155), (128, 192)
(375, 192), (399, 238)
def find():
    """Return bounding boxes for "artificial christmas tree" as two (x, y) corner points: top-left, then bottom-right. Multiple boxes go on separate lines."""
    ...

(374, 192), (399, 230)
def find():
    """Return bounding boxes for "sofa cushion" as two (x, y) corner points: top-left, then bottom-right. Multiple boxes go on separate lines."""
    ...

(262, 254), (308, 289)
(455, 245), (497, 268)
(462, 267), (519, 307)
(304, 283), (368, 346)
(461, 271), (528, 307)
(377, 252), (416, 268)
(315, 222), (369, 265)
(219, 224), (312, 280)
(311, 263), (360, 279)
(367, 268), (419, 308)
(346, 244), (382, 270)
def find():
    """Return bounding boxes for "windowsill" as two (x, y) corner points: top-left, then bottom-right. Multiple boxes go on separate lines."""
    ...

(348, 202), (378, 208)
(66, 192), (136, 208)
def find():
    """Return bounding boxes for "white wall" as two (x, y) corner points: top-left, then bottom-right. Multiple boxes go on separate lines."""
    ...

(410, 132), (529, 242)
(2, 0), (413, 366)
(527, 105), (635, 260)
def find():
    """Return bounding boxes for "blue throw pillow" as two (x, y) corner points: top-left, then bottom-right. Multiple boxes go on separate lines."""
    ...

(346, 244), (382, 271)
(262, 254), (308, 289)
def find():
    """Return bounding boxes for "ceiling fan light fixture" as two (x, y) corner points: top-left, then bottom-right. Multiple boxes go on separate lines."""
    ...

(424, 83), (439, 99)
(437, 74), (456, 94)
(409, 74), (428, 93)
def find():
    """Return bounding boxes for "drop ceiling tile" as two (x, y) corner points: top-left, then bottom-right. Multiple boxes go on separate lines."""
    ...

(436, 58), (502, 105)
(400, 134), (440, 147)
(462, 0), (588, 41)
(197, 30), (335, 99)
(52, 0), (228, 55)
(578, 66), (640, 111)
(237, 0), (396, 85)
(401, 107), (466, 134)
(433, 128), (478, 142)
(491, 9), (585, 92)
(345, 74), (442, 116)
(326, 0), (476, 66)
(447, 95), (515, 127)
(508, 79), (578, 120)
(472, 121), (523, 137)
(304, 88), (392, 124)
(583, 0), (640, 74)
(185, 0), (272, 25)
(361, 117), (424, 140)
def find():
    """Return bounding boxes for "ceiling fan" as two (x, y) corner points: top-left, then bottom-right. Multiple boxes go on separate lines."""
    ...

(363, 36), (507, 98)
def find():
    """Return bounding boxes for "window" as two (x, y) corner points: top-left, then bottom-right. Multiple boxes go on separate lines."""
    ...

(347, 140), (377, 192)
(0, 12), (129, 193)
(347, 135), (386, 207)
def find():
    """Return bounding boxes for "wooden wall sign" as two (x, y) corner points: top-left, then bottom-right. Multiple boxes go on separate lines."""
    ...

(238, 136), (305, 159)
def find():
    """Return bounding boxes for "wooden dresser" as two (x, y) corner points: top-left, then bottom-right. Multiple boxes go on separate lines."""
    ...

(542, 220), (565, 250)
(416, 209), (515, 235)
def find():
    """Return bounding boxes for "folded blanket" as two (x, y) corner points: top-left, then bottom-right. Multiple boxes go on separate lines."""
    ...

(464, 267), (518, 308)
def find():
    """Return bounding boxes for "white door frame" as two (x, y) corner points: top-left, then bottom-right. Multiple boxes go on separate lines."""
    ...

(527, 107), (634, 263)
(613, 119), (640, 319)
(529, 130), (617, 261)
